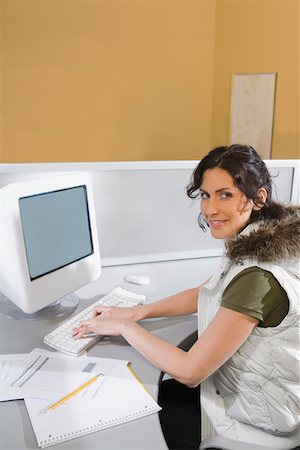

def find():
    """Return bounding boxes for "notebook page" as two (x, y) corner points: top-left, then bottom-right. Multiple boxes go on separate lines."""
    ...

(25, 365), (161, 447)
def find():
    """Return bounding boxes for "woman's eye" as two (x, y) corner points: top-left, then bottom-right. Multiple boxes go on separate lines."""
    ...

(220, 192), (232, 199)
(200, 192), (209, 199)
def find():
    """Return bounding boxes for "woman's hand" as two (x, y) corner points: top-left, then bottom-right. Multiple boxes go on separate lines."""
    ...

(72, 315), (129, 339)
(71, 304), (145, 339)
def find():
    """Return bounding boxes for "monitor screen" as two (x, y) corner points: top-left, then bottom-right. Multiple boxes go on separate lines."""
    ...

(19, 185), (93, 281)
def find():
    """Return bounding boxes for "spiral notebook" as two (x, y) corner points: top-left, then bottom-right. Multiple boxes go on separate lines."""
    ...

(25, 362), (161, 448)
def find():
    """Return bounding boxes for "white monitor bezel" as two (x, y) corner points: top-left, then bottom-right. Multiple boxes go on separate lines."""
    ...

(0, 173), (101, 314)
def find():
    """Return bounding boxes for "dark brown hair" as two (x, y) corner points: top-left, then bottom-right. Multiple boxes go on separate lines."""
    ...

(187, 145), (294, 223)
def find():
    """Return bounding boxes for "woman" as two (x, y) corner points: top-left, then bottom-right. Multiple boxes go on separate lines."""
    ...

(73, 145), (300, 449)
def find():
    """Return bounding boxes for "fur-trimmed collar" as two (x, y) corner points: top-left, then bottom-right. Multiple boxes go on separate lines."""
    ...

(226, 206), (300, 263)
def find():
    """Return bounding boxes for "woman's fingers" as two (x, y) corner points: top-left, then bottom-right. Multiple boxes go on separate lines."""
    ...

(72, 316), (125, 338)
(72, 322), (96, 338)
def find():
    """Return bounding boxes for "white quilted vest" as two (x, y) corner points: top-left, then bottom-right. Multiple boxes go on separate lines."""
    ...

(198, 254), (300, 446)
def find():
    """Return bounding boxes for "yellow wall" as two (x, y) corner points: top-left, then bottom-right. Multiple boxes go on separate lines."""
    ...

(0, 0), (299, 163)
(1, 0), (215, 162)
(211, 0), (299, 159)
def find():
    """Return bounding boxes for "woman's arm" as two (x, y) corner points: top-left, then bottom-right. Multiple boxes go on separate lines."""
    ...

(90, 286), (202, 322)
(121, 307), (258, 387)
(73, 306), (258, 387)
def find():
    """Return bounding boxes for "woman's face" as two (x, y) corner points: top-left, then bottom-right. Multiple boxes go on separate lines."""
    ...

(200, 167), (254, 239)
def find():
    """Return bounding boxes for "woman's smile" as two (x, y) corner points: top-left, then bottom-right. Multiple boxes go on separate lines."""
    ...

(208, 219), (227, 228)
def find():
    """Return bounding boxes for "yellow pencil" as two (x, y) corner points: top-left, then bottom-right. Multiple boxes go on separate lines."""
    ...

(47, 372), (103, 412)
(127, 363), (151, 396)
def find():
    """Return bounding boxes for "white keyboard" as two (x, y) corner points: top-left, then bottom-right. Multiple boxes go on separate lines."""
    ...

(43, 287), (146, 356)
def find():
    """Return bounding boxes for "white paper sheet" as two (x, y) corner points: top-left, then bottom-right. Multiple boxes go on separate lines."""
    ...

(25, 372), (161, 448)
(1, 348), (129, 403)
(0, 353), (31, 401)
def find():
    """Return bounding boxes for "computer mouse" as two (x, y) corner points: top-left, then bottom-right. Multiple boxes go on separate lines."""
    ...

(124, 274), (151, 285)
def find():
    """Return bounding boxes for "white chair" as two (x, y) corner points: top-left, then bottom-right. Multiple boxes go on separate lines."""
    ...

(199, 432), (300, 450)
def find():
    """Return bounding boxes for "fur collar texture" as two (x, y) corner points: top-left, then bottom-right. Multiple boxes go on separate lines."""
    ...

(226, 206), (300, 263)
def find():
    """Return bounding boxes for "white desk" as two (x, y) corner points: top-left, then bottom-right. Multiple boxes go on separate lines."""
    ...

(0, 257), (219, 450)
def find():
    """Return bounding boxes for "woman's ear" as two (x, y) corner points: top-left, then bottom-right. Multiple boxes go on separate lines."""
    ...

(253, 188), (267, 211)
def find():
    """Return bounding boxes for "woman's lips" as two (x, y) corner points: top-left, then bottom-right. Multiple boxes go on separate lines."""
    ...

(208, 220), (227, 228)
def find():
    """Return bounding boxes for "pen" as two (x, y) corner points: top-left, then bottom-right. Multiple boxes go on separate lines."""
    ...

(47, 372), (104, 412)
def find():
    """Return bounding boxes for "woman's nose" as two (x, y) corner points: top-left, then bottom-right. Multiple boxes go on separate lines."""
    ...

(202, 198), (219, 215)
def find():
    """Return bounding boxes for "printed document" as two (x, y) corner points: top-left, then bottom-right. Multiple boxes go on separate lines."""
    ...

(1, 348), (130, 403)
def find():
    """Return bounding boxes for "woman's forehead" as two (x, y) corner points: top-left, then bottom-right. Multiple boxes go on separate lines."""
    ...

(200, 167), (235, 189)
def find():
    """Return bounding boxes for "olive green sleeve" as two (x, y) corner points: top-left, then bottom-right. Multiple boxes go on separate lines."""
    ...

(221, 267), (289, 327)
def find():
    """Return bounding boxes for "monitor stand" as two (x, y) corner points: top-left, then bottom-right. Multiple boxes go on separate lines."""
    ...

(0, 292), (79, 320)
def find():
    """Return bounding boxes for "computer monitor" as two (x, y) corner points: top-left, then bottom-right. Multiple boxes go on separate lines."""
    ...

(0, 173), (101, 320)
